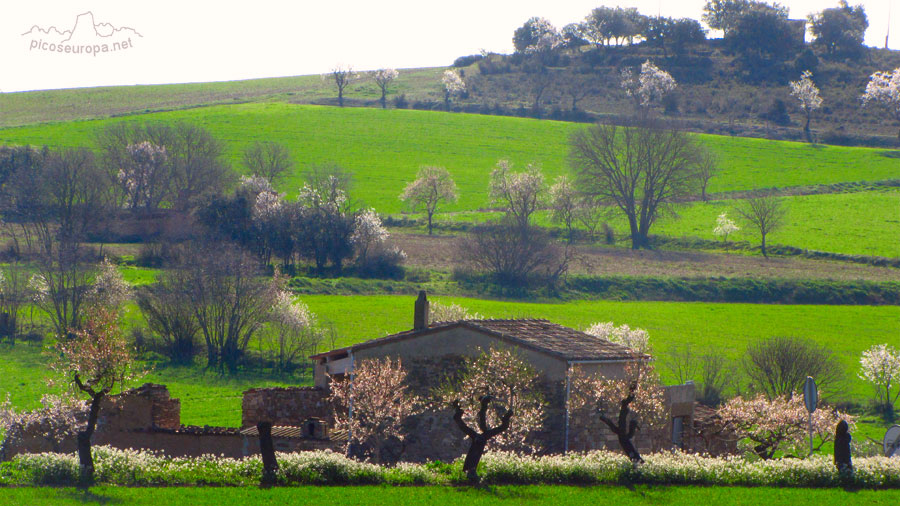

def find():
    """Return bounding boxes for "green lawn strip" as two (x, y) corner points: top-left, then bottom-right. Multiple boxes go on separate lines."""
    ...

(0, 485), (898, 506)
(3, 298), (895, 425)
(303, 296), (899, 401)
(2, 104), (899, 215)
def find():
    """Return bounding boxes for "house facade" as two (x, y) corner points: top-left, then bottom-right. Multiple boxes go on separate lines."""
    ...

(310, 291), (697, 461)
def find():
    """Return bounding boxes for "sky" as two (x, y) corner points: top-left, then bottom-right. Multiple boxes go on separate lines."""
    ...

(0, 0), (897, 93)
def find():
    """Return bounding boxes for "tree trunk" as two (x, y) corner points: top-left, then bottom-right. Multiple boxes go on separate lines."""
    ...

(427, 211), (434, 236)
(462, 437), (487, 482)
(77, 391), (105, 486)
(380, 91), (387, 109)
(760, 233), (768, 258)
(258, 421), (279, 486)
(338, 89), (344, 107)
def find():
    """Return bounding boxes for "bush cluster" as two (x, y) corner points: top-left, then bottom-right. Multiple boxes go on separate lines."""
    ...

(2, 447), (898, 488)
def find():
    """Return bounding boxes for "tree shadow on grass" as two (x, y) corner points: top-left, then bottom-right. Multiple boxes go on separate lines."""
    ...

(453, 484), (543, 501)
(878, 150), (900, 158)
(56, 488), (124, 505)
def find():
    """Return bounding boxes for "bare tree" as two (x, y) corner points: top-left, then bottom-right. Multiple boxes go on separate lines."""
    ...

(168, 122), (232, 210)
(743, 336), (843, 400)
(461, 220), (568, 287)
(136, 269), (200, 364)
(184, 244), (277, 373)
(697, 151), (719, 202)
(33, 243), (96, 338)
(41, 148), (111, 243)
(569, 119), (705, 249)
(330, 65), (357, 107)
(0, 263), (30, 341)
(735, 193), (786, 258)
(241, 141), (295, 185)
(561, 73), (597, 112)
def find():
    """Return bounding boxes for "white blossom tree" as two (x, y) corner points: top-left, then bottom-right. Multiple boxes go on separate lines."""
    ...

(713, 212), (740, 245)
(373, 68), (399, 109)
(585, 321), (650, 354)
(118, 141), (168, 210)
(489, 160), (546, 231)
(621, 60), (677, 114)
(442, 70), (466, 111)
(789, 70), (823, 141)
(328, 357), (421, 463)
(267, 290), (320, 371)
(399, 166), (459, 235)
(0, 394), (85, 459)
(429, 301), (482, 322)
(549, 175), (580, 243)
(87, 258), (132, 313)
(858, 344), (900, 416)
(861, 67), (900, 141)
(351, 208), (388, 265)
(329, 65), (358, 107)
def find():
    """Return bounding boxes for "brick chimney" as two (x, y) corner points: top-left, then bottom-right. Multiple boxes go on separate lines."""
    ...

(414, 290), (429, 330)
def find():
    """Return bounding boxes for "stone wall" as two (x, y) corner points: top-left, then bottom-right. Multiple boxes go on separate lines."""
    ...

(241, 387), (332, 429)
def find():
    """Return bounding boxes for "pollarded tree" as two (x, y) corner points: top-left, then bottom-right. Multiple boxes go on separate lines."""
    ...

(441, 70), (466, 111)
(735, 193), (786, 258)
(438, 347), (546, 455)
(569, 119), (706, 250)
(718, 394), (854, 459)
(399, 166), (459, 235)
(373, 68), (399, 109)
(858, 344), (900, 418)
(328, 357), (422, 463)
(49, 307), (138, 484)
(789, 71), (823, 142)
(489, 160), (546, 232)
(620, 60), (677, 115)
(861, 68), (900, 141)
(329, 65), (358, 107)
(569, 361), (666, 463)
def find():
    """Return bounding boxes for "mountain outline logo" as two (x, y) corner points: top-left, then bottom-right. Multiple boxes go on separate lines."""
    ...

(23, 11), (142, 56)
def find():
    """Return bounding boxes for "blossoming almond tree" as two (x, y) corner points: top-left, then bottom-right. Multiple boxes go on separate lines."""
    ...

(861, 67), (900, 140)
(489, 160), (546, 231)
(351, 208), (388, 265)
(329, 65), (358, 107)
(442, 70), (466, 111)
(88, 258), (132, 313)
(118, 141), (168, 211)
(438, 347), (546, 454)
(268, 290), (320, 372)
(790, 70), (823, 142)
(621, 60), (677, 114)
(428, 301), (483, 322)
(0, 394), (85, 460)
(399, 166), (459, 235)
(858, 344), (900, 417)
(49, 307), (138, 484)
(569, 361), (666, 463)
(713, 212), (740, 245)
(373, 68), (399, 109)
(584, 321), (650, 354)
(328, 357), (421, 463)
(718, 394), (854, 460)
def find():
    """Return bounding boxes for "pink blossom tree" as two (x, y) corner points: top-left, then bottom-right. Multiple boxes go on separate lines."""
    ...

(328, 357), (422, 463)
(569, 361), (666, 463)
(49, 307), (138, 484)
(718, 394), (854, 459)
(438, 347), (545, 454)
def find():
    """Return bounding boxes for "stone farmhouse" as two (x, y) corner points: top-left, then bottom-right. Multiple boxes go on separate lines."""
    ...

(3, 291), (731, 462)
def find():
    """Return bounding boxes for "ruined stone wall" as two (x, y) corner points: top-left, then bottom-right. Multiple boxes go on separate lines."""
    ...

(241, 387), (332, 429)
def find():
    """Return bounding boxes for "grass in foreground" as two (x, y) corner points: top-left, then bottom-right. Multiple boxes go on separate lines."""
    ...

(1, 485), (898, 506)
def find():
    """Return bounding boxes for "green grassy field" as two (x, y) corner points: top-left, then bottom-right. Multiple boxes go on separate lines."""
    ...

(1, 485), (897, 506)
(1, 104), (899, 216)
(2, 297), (895, 427)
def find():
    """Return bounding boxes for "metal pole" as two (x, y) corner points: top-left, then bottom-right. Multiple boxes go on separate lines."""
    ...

(564, 363), (571, 454)
(809, 412), (813, 456)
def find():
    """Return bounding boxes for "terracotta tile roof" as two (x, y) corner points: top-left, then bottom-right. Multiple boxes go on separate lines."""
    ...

(311, 319), (644, 362)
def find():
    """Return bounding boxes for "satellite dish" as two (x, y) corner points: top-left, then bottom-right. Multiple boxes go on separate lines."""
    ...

(885, 425), (900, 458)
